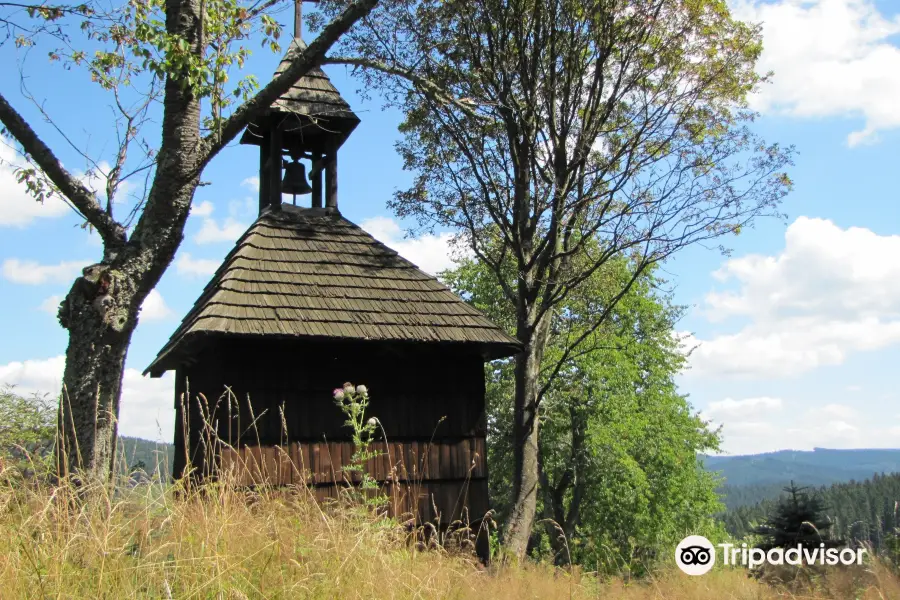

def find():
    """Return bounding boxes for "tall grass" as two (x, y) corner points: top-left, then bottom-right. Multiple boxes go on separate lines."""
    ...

(2, 385), (897, 598)
(0, 468), (898, 599)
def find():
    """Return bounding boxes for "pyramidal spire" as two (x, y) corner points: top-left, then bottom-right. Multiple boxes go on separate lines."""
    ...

(238, 37), (359, 149)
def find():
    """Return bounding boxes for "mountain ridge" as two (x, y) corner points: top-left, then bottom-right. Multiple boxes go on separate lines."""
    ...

(702, 447), (900, 508)
(702, 447), (900, 488)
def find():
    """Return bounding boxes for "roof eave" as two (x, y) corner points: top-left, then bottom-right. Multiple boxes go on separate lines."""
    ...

(144, 332), (522, 378)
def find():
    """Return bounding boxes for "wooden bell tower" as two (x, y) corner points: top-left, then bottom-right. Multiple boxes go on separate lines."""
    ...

(146, 0), (523, 564)
(240, 0), (359, 215)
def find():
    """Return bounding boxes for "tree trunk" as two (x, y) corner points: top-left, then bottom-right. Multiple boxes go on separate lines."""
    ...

(55, 267), (136, 481)
(503, 312), (552, 559)
(540, 398), (587, 566)
(53, 0), (204, 484)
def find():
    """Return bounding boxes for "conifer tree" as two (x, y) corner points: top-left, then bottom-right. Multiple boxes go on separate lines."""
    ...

(752, 482), (844, 551)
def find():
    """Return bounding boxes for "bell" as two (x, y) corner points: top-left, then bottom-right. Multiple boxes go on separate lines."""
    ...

(281, 159), (312, 197)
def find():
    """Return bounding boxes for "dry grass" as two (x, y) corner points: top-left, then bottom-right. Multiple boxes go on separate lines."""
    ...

(0, 470), (897, 599)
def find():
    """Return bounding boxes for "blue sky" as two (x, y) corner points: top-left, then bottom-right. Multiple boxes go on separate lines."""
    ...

(1, 0), (899, 454)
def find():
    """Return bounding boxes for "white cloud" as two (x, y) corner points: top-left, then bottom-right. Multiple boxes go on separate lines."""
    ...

(685, 218), (900, 379)
(0, 355), (174, 443)
(0, 355), (66, 395)
(38, 295), (62, 314)
(712, 420), (784, 455)
(140, 289), (173, 321)
(29, 279), (170, 322)
(702, 398), (785, 454)
(176, 252), (219, 277)
(716, 417), (898, 455)
(705, 217), (900, 321)
(194, 217), (247, 244)
(706, 396), (783, 419)
(228, 196), (257, 220)
(2, 258), (90, 285)
(241, 176), (260, 192)
(191, 201), (215, 218)
(821, 403), (858, 420)
(360, 216), (466, 276)
(731, 0), (900, 146)
(782, 418), (869, 448)
(0, 142), (141, 229)
(0, 143), (70, 226)
(118, 368), (175, 443)
(725, 421), (777, 437)
(191, 196), (252, 243)
(700, 382), (895, 455)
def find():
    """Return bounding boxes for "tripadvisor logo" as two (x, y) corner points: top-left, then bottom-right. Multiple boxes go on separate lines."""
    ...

(675, 535), (716, 575)
(675, 536), (867, 575)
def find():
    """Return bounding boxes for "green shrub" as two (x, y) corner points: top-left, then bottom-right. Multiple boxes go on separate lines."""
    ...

(0, 385), (56, 479)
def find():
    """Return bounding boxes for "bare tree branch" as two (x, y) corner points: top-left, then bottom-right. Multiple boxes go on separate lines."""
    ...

(0, 91), (126, 246)
(324, 56), (486, 119)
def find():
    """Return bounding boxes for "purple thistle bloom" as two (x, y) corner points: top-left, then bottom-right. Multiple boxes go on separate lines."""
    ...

(333, 388), (344, 400)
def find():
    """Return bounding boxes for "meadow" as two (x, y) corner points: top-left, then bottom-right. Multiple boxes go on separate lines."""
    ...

(0, 468), (897, 600)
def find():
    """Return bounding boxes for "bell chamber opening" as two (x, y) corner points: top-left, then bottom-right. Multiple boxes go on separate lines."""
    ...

(255, 125), (341, 215)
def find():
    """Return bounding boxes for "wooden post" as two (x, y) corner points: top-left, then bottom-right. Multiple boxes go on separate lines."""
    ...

(311, 151), (323, 208)
(325, 151), (337, 209)
(268, 127), (283, 210)
(294, 0), (302, 39)
(258, 134), (270, 215)
(293, 0), (318, 42)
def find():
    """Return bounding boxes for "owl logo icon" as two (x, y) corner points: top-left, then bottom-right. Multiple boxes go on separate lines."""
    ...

(675, 535), (716, 575)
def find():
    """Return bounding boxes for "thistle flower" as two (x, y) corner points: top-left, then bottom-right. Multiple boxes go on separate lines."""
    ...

(333, 388), (344, 400)
(356, 385), (368, 395)
(343, 382), (355, 395)
(366, 416), (377, 427)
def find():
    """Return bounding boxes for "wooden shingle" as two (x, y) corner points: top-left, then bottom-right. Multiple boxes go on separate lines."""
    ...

(145, 206), (521, 376)
(239, 39), (359, 150)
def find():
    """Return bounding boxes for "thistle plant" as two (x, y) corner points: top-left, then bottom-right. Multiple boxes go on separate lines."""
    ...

(332, 382), (386, 509)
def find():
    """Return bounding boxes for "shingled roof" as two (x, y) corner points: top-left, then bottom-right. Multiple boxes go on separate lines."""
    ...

(272, 39), (356, 120)
(239, 39), (359, 148)
(145, 206), (521, 376)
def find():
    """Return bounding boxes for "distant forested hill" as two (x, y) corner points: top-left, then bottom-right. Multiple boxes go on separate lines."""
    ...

(703, 448), (900, 487)
(702, 448), (900, 509)
(719, 473), (900, 554)
(117, 436), (174, 477)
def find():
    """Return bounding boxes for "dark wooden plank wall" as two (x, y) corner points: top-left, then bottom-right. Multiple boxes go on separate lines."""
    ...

(305, 479), (490, 525)
(217, 438), (486, 485)
(214, 442), (489, 524)
(172, 337), (491, 525)
(176, 339), (487, 443)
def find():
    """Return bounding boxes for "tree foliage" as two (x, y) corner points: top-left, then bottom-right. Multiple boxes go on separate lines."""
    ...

(0, 386), (57, 478)
(444, 250), (723, 572)
(750, 482), (844, 552)
(722, 473), (900, 567)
